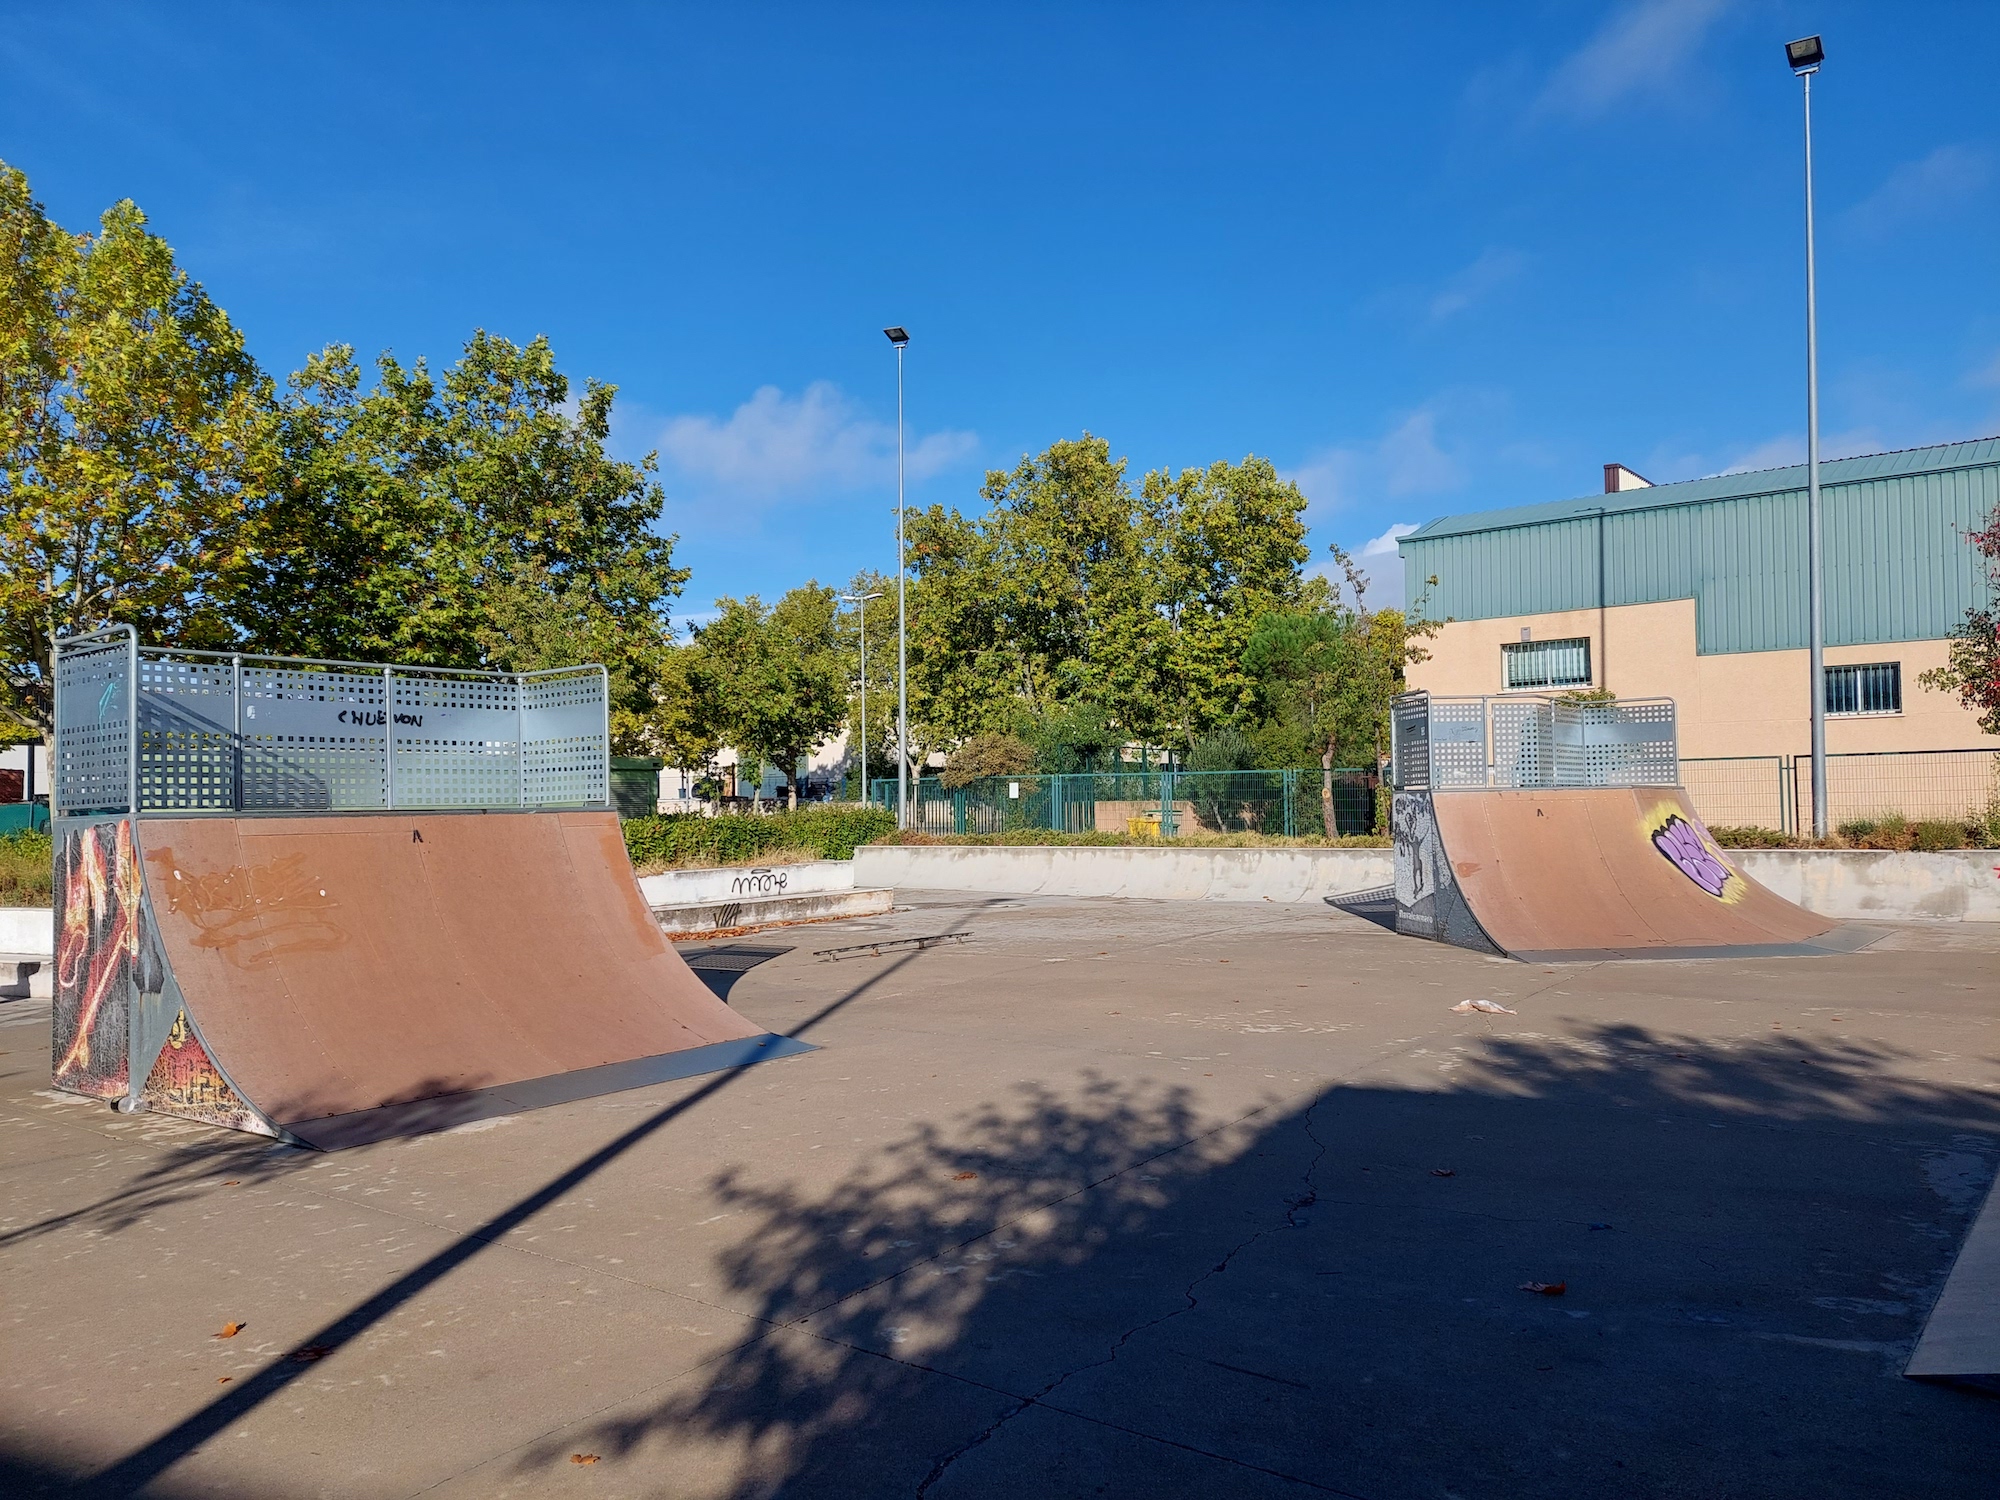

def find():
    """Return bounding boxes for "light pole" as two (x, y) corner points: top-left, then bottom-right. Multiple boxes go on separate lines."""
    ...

(1787, 34), (1828, 837)
(884, 325), (910, 828)
(840, 590), (882, 802)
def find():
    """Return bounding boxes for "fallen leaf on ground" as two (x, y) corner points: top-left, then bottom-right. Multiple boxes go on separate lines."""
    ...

(1430, 1168), (1456, 1177)
(952, 1171), (978, 1181)
(1452, 999), (1516, 1015)
(571, 1454), (600, 1465)
(214, 1322), (245, 1339)
(288, 1344), (331, 1362)
(216, 1376), (232, 1384)
(223, 1180), (240, 1186)
(1520, 1281), (1567, 1296)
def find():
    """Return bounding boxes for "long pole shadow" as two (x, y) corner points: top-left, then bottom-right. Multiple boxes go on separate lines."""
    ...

(82, 950), (923, 1498)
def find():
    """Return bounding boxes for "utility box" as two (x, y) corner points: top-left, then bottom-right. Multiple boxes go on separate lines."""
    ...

(609, 757), (665, 819)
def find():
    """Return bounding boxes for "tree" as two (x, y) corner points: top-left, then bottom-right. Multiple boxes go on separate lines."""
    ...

(244, 335), (687, 688)
(688, 586), (848, 809)
(1144, 456), (1313, 744)
(940, 732), (1036, 789)
(837, 568), (900, 798)
(0, 162), (276, 739)
(1243, 545), (1436, 834)
(1919, 509), (2000, 734)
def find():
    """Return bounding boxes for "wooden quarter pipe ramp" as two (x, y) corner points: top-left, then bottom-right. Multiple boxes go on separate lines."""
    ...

(49, 811), (813, 1148)
(1392, 787), (1870, 961)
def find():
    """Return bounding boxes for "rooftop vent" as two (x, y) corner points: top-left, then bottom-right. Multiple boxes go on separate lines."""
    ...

(1604, 463), (1653, 493)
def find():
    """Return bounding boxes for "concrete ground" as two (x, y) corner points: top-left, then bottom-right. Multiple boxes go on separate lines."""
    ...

(2, 893), (1998, 1498)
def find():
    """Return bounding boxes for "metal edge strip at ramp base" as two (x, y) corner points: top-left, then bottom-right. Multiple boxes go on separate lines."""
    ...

(1907, 1171), (2000, 1392)
(1511, 923), (1890, 964)
(289, 1034), (818, 1150)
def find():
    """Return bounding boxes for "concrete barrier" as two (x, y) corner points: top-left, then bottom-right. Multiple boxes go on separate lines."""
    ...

(637, 860), (854, 908)
(1739, 849), (2000, 922)
(0, 907), (51, 955)
(851, 845), (1394, 903)
(651, 887), (893, 936)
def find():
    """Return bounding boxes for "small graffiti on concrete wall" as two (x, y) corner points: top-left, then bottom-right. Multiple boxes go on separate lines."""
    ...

(52, 820), (142, 1098)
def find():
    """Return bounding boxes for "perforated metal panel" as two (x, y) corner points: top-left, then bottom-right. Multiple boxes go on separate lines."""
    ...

(138, 654), (235, 810)
(239, 665), (388, 811)
(1490, 699), (1553, 788)
(522, 669), (608, 807)
(56, 637), (609, 815)
(1399, 693), (1679, 792)
(391, 672), (521, 809)
(55, 634), (135, 815)
(1426, 700), (1490, 789)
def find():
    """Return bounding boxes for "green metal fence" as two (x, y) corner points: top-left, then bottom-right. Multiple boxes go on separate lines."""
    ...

(868, 769), (1379, 837)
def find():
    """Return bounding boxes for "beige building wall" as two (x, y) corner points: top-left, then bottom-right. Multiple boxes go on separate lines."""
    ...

(1406, 597), (1998, 760)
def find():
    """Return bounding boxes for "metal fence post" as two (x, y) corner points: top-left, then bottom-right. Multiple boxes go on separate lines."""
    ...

(231, 654), (243, 811)
(515, 675), (526, 809)
(383, 667), (395, 810)
(126, 630), (139, 816)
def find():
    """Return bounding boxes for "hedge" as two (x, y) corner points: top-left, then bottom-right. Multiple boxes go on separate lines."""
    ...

(622, 805), (897, 868)
(0, 830), (53, 907)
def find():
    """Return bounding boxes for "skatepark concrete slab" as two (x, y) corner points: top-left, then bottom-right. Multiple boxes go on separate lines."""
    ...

(2, 891), (1998, 1497)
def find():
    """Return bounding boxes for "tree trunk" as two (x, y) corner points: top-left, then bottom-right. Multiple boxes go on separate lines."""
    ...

(1320, 741), (1336, 839)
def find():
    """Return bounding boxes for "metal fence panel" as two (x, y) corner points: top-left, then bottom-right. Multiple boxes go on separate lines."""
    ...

(52, 635), (610, 816)
(1794, 749), (2000, 830)
(871, 769), (1378, 837)
(1390, 693), (1679, 791)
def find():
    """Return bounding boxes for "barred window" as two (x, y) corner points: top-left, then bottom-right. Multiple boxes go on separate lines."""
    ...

(1825, 662), (1900, 716)
(1501, 637), (1592, 690)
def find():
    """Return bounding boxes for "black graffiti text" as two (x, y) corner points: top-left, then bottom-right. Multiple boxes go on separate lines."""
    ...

(337, 710), (424, 728)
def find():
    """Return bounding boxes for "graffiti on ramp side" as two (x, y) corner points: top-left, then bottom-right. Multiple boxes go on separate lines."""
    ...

(1649, 812), (1735, 900)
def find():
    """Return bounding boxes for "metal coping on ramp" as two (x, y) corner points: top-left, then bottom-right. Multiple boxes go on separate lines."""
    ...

(288, 1035), (818, 1151)
(1907, 1168), (2000, 1391)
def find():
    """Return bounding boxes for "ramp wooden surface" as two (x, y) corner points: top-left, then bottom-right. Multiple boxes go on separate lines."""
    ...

(1430, 789), (1838, 959)
(138, 812), (771, 1144)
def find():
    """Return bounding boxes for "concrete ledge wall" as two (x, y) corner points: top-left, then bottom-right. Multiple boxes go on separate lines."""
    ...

(1739, 849), (2000, 922)
(637, 860), (854, 908)
(0, 907), (51, 956)
(851, 845), (1393, 903)
(652, 887), (892, 935)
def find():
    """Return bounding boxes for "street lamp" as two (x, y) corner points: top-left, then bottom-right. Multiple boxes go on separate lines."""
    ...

(883, 325), (910, 828)
(1787, 34), (1828, 837)
(840, 590), (882, 803)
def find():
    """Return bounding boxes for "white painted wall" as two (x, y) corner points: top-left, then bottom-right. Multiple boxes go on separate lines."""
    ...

(1738, 849), (2000, 922)
(852, 845), (1394, 903)
(636, 860), (857, 907)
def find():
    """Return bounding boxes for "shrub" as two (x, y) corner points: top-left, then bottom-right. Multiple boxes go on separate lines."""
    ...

(0, 830), (54, 907)
(621, 804), (895, 870)
(1707, 825), (1797, 849)
(941, 732), (1037, 789)
(1912, 819), (1971, 852)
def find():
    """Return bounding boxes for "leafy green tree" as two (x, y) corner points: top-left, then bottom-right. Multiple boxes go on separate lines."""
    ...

(0, 162), (277, 738)
(1244, 545), (1436, 834)
(940, 731), (1037, 789)
(688, 586), (848, 809)
(1143, 456), (1313, 744)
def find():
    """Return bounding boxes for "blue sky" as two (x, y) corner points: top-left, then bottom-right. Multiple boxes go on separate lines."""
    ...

(4, 2), (1996, 623)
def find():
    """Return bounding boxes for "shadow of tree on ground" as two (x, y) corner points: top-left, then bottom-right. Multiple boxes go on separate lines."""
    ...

(519, 1024), (2000, 1498)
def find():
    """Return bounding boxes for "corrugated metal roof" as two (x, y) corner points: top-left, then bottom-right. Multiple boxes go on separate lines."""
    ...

(1401, 435), (2000, 541)
(1398, 436), (2000, 655)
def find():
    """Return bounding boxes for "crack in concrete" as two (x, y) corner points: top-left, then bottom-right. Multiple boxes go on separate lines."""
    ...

(913, 1096), (1333, 1498)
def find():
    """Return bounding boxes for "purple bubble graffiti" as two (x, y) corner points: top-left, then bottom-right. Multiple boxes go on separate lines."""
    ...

(1652, 814), (1731, 898)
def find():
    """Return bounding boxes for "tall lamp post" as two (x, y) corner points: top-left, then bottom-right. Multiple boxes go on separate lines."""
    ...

(840, 590), (882, 802)
(883, 326), (910, 828)
(1787, 34), (1828, 837)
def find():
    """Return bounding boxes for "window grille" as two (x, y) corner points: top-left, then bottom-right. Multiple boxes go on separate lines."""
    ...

(1501, 637), (1591, 690)
(1825, 662), (1900, 716)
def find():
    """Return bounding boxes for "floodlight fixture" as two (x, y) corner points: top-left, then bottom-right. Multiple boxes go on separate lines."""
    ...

(883, 326), (909, 346)
(1786, 35), (1823, 73)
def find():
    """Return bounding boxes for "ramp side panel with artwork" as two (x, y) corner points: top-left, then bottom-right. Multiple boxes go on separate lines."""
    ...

(1390, 793), (1501, 955)
(1424, 789), (1836, 957)
(136, 812), (769, 1134)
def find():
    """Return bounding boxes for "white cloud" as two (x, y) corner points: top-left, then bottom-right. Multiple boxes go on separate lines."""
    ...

(1357, 522), (1422, 611)
(1847, 144), (1993, 236)
(1428, 248), (1529, 322)
(1535, 0), (1731, 119)
(1284, 405), (1465, 513)
(1717, 428), (1885, 475)
(655, 381), (977, 497)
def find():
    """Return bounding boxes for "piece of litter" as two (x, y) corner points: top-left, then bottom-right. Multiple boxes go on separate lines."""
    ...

(570, 1453), (600, 1465)
(1452, 999), (1516, 1015)
(214, 1322), (245, 1339)
(1520, 1280), (1567, 1296)
(216, 1376), (232, 1384)
(951, 1171), (977, 1181)
(1430, 1168), (1456, 1178)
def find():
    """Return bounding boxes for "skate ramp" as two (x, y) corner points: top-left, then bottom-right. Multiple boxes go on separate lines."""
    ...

(1395, 788), (1872, 961)
(61, 811), (810, 1148)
